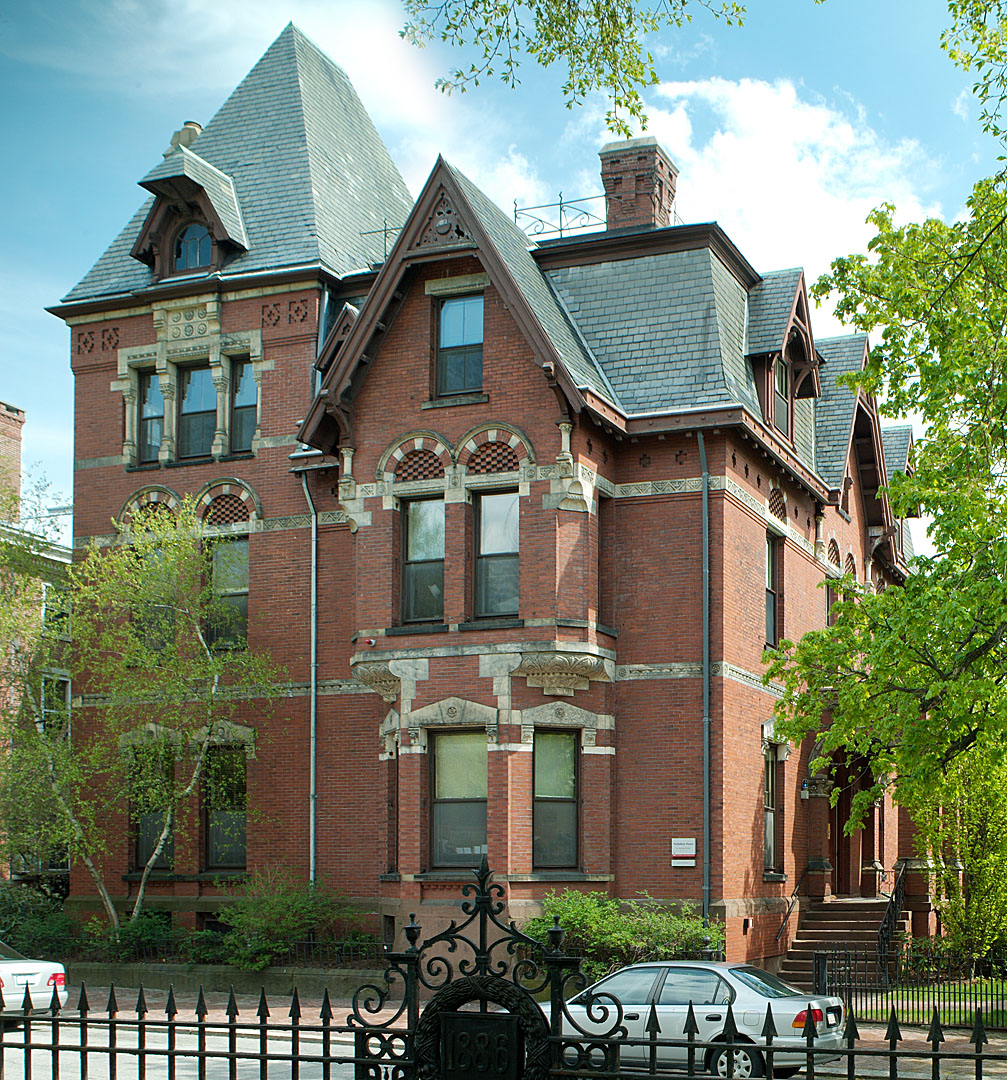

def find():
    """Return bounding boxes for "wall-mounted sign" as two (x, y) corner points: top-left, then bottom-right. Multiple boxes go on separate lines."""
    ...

(671, 837), (696, 868)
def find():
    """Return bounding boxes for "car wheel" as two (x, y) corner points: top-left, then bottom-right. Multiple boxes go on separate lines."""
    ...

(712, 1043), (765, 1078)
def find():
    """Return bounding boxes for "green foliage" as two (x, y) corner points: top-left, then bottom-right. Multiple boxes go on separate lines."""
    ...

(912, 747), (1007, 958)
(0, 496), (284, 931)
(401, 0), (753, 137)
(0, 886), (71, 958)
(219, 869), (362, 971)
(522, 890), (722, 981)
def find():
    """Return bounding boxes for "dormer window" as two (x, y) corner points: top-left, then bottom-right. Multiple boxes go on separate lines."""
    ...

(773, 359), (790, 436)
(174, 224), (212, 271)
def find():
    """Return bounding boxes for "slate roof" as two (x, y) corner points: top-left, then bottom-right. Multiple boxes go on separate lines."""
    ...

(140, 146), (248, 249)
(62, 24), (413, 304)
(814, 334), (868, 489)
(546, 246), (761, 416)
(747, 268), (802, 355)
(880, 424), (913, 484)
(445, 163), (619, 406)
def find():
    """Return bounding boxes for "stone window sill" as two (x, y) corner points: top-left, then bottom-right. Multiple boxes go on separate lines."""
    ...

(763, 871), (788, 883)
(421, 392), (488, 410)
(457, 617), (524, 631)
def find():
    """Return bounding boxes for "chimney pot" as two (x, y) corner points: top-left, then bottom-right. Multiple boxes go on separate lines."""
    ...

(599, 136), (679, 230)
(164, 120), (203, 157)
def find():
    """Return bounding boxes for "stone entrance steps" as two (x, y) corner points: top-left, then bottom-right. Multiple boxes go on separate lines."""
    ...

(778, 898), (907, 990)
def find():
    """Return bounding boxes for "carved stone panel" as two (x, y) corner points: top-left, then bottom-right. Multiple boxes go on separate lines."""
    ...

(511, 652), (611, 697)
(351, 660), (400, 702)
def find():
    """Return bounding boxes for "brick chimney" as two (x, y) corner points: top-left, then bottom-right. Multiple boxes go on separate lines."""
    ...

(599, 137), (679, 230)
(0, 400), (25, 521)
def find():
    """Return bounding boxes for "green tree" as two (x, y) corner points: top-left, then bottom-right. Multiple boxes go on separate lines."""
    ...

(913, 745), (1007, 958)
(0, 496), (281, 932)
(402, 0), (750, 136)
(766, 4), (1007, 931)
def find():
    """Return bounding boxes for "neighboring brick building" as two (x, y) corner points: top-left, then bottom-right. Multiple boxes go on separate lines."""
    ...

(52, 25), (921, 962)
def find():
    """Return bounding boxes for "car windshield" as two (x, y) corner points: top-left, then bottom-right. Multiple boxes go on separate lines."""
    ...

(0, 939), (27, 961)
(730, 966), (806, 999)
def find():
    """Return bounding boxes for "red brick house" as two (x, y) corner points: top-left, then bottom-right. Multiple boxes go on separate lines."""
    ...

(52, 25), (921, 965)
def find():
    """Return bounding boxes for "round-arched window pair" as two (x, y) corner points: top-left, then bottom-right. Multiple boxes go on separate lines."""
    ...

(174, 223), (212, 271)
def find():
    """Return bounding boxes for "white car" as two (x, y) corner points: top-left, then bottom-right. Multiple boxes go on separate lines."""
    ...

(550, 961), (845, 1078)
(0, 940), (68, 1020)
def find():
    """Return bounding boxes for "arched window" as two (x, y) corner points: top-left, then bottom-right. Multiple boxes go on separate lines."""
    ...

(174, 224), (212, 271)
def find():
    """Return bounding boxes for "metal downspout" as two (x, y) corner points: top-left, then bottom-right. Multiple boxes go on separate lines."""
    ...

(697, 432), (711, 926)
(301, 472), (319, 884)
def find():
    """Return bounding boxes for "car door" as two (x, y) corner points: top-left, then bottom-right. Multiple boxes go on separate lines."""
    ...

(653, 967), (734, 1066)
(564, 966), (664, 1066)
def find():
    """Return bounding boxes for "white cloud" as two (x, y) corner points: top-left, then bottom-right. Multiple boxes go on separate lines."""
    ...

(644, 77), (943, 335)
(953, 88), (971, 121)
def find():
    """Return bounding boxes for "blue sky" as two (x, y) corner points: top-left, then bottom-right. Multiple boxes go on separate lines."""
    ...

(0, 0), (997, 535)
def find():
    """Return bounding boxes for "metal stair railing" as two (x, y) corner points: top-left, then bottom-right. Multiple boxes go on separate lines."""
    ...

(876, 860), (908, 976)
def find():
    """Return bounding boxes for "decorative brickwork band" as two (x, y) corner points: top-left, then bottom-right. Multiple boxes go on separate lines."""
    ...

(120, 485), (181, 521)
(769, 486), (787, 521)
(194, 478), (262, 523)
(511, 651), (610, 697)
(466, 441), (520, 475)
(204, 493), (251, 526)
(379, 433), (452, 484)
(457, 424), (534, 470)
(351, 660), (400, 703)
(394, 448), (445, 482)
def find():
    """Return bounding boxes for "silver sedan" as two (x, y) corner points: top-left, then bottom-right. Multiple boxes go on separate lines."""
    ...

(555, 961), (845, 1077)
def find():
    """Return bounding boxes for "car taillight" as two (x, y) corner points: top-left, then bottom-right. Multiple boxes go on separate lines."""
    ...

(792, 1008), (824, 1028)
(47, 973), (65, 988)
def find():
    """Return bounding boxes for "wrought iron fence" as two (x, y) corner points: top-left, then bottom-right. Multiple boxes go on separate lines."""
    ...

(3, 985), (1007, 1080)
(816, 943), (1007, 1028)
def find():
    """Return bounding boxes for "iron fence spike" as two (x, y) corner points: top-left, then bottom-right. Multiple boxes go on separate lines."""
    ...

(320, 988), (333, 1022)
(77, 981), (88, 1015)
(846, 1010), (860, 1044)
(0, 981), (6, 1012)
(165, 986), (177, 1019)
(802, 1002), (818, 1040)
(106, 984), (118, 1016)
(684, 1001), (700, 1036)
(22, 984), (33, 1013)
(885, 1006), (902, 1045)
(135, 985), (147, 1018)
(257, 988), (270, 1019)
(646, 1001), (662, 1036)
(226, 986), (239, 1019)
(50, 983), (61, 1015)
(289, 986), (301, 1020)
(761, 1002), (777, 1040)
(724, 1000), (739, 1040)
(971, 1007), (989, 1049)
(927, 1006), (945, 1046)
(195, 987), (208, 1019)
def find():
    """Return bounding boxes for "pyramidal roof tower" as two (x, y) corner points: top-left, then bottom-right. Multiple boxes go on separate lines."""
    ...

(62, 24), (414, 304)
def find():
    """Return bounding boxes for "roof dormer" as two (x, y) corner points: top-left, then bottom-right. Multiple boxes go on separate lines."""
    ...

(130, 144), (248, 279)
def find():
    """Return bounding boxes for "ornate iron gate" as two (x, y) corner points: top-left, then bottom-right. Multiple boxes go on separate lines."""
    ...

(350, 857), (626, 1080)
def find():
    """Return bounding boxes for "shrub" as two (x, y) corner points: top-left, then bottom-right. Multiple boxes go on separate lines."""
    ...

(0, 885), (70, 958)
(522, 890), (724, 982)
(219, 868), (363, 971)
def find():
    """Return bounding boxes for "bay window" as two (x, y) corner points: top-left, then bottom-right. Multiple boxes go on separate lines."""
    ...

(533, 731), (577, 868)
(431, 732), (487, 868)
(403, 499), (444, 622)
(475, 491), (519, 617)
